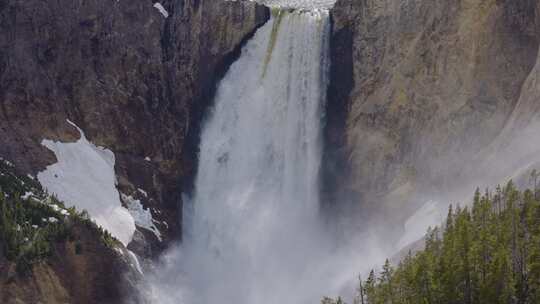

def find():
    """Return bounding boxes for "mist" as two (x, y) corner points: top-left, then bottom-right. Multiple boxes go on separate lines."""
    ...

(139, 2), (540, 303)
(143, 9), (388, 304)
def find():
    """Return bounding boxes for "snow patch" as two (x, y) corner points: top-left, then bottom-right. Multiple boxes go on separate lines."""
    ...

(128, 250), (144, 274)
(115, 247), (124, 256)
(122, 193), (162, 241)
(153, 3), (169, 18)
(137, 188), (148, 197)
(37, 120), (135, 246)
(21, 191), (34, 200)
(49, 204), (69, 216)
(144, 156), (151, 162)
(2, 159), (13, 167)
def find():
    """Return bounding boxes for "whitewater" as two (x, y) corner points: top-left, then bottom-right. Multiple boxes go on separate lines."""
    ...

(147, 8), (384, 304)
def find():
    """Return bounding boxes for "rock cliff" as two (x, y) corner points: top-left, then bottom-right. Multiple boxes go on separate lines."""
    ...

(1, 224), (140, 304)
(0, 0), (268, 258)
(0, 159), (141, 304)
(327, 0), (540, 227)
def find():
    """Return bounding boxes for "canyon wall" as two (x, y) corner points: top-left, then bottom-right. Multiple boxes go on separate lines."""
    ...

(327, 0), (540, 226)
(4, 0), (540, 296)
(0, 0), (268, 257)
(0, 223), (140, 304)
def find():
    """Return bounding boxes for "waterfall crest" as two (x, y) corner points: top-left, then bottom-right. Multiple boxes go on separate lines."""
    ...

(148, 10), (370, 304)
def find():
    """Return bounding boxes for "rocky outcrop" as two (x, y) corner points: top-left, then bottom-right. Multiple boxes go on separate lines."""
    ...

(0, 224), (140, 304)
(0, 157), (141, 304)
(327, 0), (540, 226)
(0, 0), (268, 257)
(0, 222), (141, 304)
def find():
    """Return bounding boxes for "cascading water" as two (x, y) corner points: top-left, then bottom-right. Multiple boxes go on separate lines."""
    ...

(148, 7), (383, 304)
(190, 9), (330, 276)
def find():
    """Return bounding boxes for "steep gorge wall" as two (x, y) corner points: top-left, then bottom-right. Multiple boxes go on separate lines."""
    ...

(0, 0), (268, 256)
(0, 225), (140, 304)
(327, 0), (540, 226)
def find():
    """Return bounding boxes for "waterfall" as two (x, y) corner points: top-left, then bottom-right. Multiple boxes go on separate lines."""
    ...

(148, 9), (378, 304)
(189, 9), (330, 267)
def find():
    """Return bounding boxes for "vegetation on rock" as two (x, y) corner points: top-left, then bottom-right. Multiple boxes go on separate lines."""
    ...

(326, 177), (540, 304)
(372, 182), (539, 303)
(0, 159), (120, 275)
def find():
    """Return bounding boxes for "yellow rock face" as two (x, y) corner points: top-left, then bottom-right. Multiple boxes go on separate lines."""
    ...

(327, 0), (540, 224)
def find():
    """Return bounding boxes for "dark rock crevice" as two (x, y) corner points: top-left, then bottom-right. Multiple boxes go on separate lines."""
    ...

(180, 12), (270, 200)
(321, 13), (354, 217)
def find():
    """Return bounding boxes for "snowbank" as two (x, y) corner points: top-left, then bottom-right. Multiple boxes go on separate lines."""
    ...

(37, 120), (135, 246)
(122, 193), (162, 241)
(153, 3), (169, 18)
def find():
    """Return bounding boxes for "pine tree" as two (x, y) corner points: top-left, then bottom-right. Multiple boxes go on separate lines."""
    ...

(353, 181), (540, 304)
(365, 270), (377, 303)
(354, 275), (366, 304)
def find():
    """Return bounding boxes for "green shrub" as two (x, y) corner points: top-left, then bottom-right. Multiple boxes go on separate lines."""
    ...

(356, 181), (540, 304)
(0, 160), (120, 275)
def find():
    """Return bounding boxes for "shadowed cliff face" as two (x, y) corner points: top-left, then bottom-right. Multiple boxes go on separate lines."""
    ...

(0, 0), (268, 256)
(0, 159), (141, 304)
(327, 0), (540, 230)
(0, 224), (140, 304)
